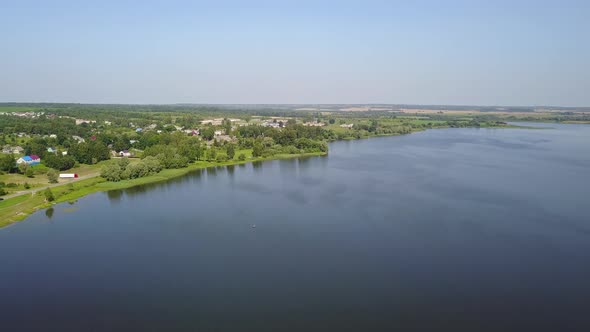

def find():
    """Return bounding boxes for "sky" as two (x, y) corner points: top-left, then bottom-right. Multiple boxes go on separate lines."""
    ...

(1, 0), (589, 106)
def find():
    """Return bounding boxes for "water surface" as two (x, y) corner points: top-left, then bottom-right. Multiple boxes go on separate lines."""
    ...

(1, 124), (589, 331)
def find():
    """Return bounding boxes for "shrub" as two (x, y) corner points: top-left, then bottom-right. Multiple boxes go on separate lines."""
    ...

(143, 156), (163, 174)
(47, 169), (59, 184)
(25, 167), (34, 178)
(100, 163), (122, 182)
(44, 188), (55, 202)
(238, 153), (246, 161)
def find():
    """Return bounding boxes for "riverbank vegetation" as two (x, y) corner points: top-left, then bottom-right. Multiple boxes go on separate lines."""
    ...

(1, 102), (588, 227)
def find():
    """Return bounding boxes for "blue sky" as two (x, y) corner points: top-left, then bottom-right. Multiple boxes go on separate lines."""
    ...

(1, 0), (588, 106)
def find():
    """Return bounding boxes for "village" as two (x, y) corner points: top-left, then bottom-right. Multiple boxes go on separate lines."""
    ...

(1, 109), (356, 199)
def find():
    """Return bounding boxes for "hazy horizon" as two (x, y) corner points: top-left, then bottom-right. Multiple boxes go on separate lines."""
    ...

(1, 0), (589, 106)
(1, 102), (589, 109)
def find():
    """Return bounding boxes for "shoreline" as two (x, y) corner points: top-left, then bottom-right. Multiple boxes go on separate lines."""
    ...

(0, 152), (326, 228)
(0, 121), (556, 229)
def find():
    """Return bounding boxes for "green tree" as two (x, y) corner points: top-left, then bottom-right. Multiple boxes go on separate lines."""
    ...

(47, 169), (59, 184)
(18, 163), (28, 174)
(222, 118), (232, 134)
(44, 154), (76, 171)
(252, 142), (263, 158)
(226, 144), (236, 160)
(117, 157), (130, 169)
(200, 127), (215, 140)
(0, 154), (16, 172)
(208, 147), (217, 161)
(44, 188), (55, 202)
(100, 163), (123, 182)
(238, 153), (246, 161)
(25, 167), (34, 178)
(143, 156), (163, 174)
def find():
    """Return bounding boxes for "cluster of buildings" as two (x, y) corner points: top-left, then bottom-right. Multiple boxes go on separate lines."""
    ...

(2, 145), (24, 155)
(72, 135), (85, 143)
(47, 147), (68, 156)
(75, 119), (96, 125)
(262, 121), (283, 128)
(302, 121), (325, 127)
(200, 118), (241, 125)
(0, 111), (45, 118)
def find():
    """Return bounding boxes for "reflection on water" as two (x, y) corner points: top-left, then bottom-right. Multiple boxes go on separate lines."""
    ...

(2, 125), (590, 331)
(106, 189), (123, 203)
(44, 207), (54, 219)
(226, 165), (235, 177)
(207, 166), (218, 176)
(252, 160), (263, 172)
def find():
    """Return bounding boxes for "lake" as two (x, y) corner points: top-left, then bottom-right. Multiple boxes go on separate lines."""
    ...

(1, 124), (589, 331)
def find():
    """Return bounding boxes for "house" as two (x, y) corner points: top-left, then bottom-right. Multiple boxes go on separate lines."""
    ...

(16, 156), (31, 164)
(62, 151), (68, 156)
(17, 155), (41, 165)
(201, 118), (224, 125)
(2, 146), (12, 154)
(30, 155), (41, 165)
(135, 128), (143, 133)
(1, 145), (20, 154)
(72, 135), (85, 143)
(75, 119), (96, 125)
(119, 150), (132, 157)
(129, 140), (138, 145)
(340, 124), (354, 129)
(214, 130), (224, 136)
(183, 129), (199, 136)
(215, 135), (236, 143)
(47, 147), (57, 154)
(303, 121), (325, 127)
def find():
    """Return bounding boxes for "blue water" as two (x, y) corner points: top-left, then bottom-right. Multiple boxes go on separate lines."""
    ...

(1, 124), (589, 331)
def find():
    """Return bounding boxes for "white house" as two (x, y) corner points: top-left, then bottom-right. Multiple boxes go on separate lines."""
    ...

(17, 155), (41, 165)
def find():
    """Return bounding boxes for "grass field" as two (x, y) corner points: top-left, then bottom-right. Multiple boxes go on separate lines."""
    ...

(0, 161), (108, 195)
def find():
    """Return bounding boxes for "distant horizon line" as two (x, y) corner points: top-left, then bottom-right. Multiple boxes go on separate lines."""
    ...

(1, 101), (589, 109)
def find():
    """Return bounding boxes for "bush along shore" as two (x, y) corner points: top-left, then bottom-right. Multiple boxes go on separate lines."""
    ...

(0, 151), (326, 228)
